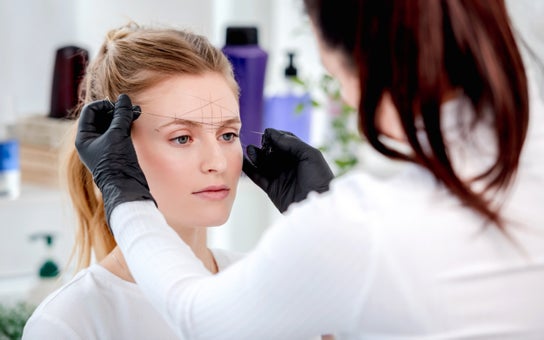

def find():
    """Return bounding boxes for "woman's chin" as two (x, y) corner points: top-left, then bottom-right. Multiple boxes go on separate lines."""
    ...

(165, 212), (232, 230)
(203, 214), (231, 227)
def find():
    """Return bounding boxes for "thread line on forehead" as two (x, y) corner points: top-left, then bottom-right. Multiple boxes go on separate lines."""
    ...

(149, 115), (242, 131)
(139, 93), (238, 119)
(107, 91), (238, 117)
(139, 105), (238, 119)
(141, 111), (241, 124)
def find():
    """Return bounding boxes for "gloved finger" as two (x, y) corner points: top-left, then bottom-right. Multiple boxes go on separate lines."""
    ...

(132, 105), (142, 120)
(109, 94), (137, 134)
(272, 128), (297, 138)
(262, 128), (310, 159)
(242, 156), (270, 189)
(78, 99), (115, 136)
(116, 93), (133, 109)
(246, 144), (262, 165)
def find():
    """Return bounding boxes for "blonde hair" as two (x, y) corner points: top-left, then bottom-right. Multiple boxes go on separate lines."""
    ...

(64, 22), (238, 271)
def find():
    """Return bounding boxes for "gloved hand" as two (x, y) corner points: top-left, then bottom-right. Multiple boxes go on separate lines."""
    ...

(243, 128), (334, 213)
(75, 94), (154, 227)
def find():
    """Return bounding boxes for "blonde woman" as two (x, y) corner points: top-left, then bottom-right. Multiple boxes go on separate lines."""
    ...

(23, 22), (332, 339)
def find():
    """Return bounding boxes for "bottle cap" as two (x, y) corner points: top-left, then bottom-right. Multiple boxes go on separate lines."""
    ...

(225, 26), (259, 46)
(284, 52), (298, 78)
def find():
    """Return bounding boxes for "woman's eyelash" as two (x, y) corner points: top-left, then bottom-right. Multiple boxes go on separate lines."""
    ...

(170, 135), (191, 144)
(221, 132), (239, 141)
(168, 131), (239, 145)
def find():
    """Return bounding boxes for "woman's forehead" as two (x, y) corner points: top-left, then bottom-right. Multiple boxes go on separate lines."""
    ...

(140, 93), (239, 122)
(136, 74), (239, 121)
(173, 92), (238, 118)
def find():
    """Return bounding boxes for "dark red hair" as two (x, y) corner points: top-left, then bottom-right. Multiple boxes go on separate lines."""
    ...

(304, 0), (529, 228)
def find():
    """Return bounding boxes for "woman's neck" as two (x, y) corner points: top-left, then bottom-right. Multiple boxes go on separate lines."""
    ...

(101, 227), (217, 283)
(177, 227), (218, 274)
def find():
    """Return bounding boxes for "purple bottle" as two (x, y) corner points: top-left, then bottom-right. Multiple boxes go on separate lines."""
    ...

(222, 27), (268, 150)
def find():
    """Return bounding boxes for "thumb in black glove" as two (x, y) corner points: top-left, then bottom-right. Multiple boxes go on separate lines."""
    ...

(75, 94), (155, 228)
(243, 128), (334, 213)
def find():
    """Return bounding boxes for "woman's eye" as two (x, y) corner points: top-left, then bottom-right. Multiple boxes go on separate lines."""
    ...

(221, 132), (239, 142)
(171, 135), (190, 145)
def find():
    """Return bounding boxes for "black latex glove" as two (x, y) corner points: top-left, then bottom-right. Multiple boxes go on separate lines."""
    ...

(75, 94), (154, 228)
(243, 128), (334, 213)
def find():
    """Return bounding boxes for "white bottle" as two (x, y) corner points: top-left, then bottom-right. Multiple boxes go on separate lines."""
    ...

(27, 234), (62, 306)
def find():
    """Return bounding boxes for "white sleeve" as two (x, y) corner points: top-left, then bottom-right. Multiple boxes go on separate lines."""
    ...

(111, 191), (377, 339)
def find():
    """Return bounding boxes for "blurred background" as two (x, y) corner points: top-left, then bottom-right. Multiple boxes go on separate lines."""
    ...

(0, 0), (543, 333)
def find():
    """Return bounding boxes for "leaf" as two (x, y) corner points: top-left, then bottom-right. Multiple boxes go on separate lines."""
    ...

(334, 157), (358, 169)
(294, 102), (305, 114)
(291, 76), (306, 87)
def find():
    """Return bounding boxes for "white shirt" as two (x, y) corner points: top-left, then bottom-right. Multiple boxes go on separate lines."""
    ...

(22, 248), (244, 340)
(108, 87), (544, 339)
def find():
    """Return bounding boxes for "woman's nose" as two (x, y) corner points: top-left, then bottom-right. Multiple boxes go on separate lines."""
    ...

(200, 141), (227, 173)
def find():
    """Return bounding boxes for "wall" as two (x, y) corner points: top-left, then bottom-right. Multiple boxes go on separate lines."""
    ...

(0, 0), (76, 118)
(506, 0), (544, 100)
(74, 0), (215, 55)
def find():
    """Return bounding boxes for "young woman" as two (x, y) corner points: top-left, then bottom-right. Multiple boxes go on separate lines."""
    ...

(75, 0), (544, 338)
(24, 23), (247, 339)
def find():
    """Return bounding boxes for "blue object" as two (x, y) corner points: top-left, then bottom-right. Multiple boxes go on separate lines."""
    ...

(0, 139), (19, 171)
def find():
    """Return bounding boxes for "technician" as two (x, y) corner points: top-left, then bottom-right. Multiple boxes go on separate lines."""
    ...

(76, 0), (544, 338)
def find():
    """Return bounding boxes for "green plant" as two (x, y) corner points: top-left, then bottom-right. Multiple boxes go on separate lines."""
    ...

(0, 302), (35, 340)
(294, 74), (362, 175)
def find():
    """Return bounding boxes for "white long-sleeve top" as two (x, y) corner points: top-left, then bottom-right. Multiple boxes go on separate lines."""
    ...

(111, 89), (544, 339)
(22, 248), (245, 339)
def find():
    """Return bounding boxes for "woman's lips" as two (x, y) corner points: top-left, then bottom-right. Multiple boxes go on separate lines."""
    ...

(192, 186), (230, 200)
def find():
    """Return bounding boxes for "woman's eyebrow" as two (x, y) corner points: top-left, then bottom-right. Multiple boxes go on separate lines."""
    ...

(217, 117), (242, 127)
(156, 117), (241, 130)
